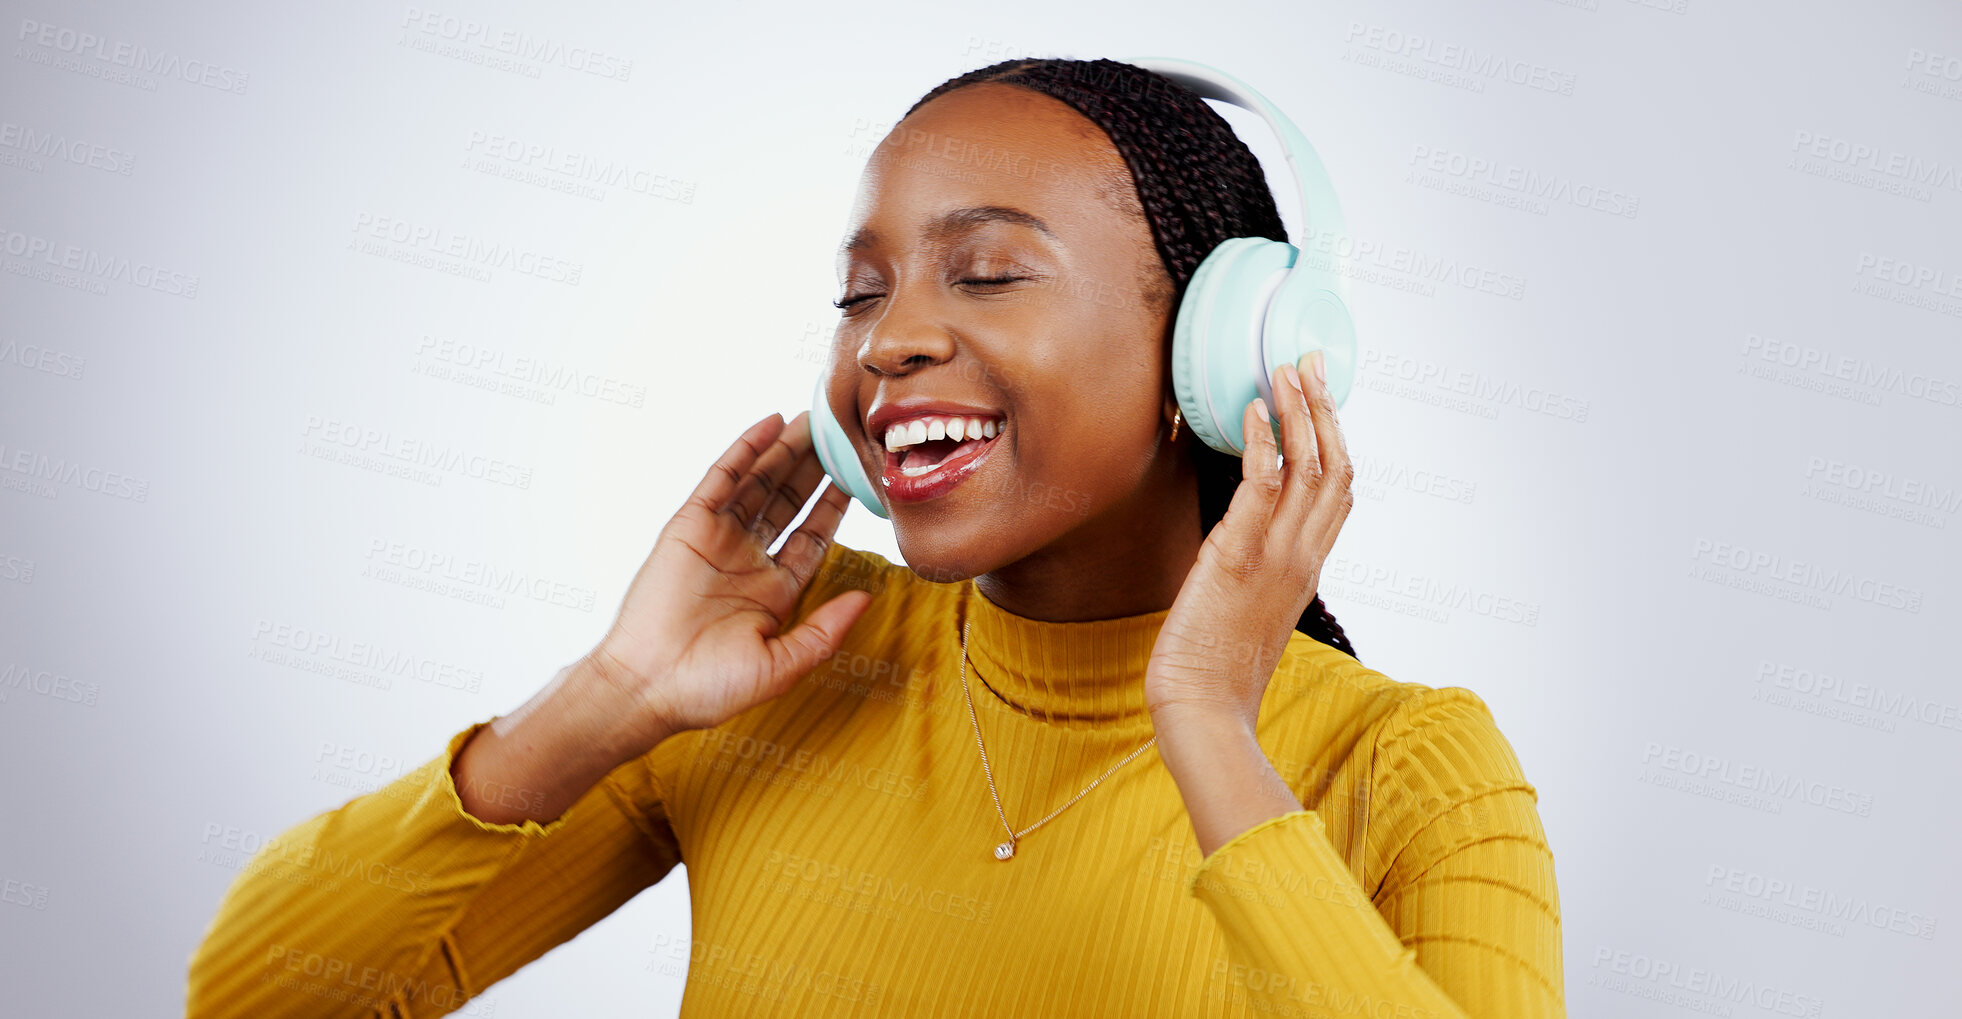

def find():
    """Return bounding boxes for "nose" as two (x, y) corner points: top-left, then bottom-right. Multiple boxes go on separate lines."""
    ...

(855, 284), (956, 377)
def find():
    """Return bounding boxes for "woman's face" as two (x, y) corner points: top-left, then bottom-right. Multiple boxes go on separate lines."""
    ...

(827, 82), (1190, 587)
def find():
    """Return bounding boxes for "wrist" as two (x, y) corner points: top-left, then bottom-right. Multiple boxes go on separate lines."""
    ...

(1148, 704), (1299, 857)
(451, 658), (673, 827)
(568, 647), (679, 761)
(1148, 698), (1259, 744)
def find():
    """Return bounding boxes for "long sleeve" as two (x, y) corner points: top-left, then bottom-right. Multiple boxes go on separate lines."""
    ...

(186, 720), (684, 1018)
(1185, 687), (1564, 1019)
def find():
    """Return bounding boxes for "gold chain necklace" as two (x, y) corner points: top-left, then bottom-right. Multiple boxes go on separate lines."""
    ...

(957, 608), (1158, 861)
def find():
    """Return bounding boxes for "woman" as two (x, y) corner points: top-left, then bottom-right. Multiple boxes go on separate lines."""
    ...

(188, 58), (1562, 1017)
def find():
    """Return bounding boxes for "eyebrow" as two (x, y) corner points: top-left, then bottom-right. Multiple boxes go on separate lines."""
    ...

(841, 205), (1055, 255)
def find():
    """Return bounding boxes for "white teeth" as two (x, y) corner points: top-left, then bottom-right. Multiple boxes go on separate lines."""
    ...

(881, 413), (1007, 451)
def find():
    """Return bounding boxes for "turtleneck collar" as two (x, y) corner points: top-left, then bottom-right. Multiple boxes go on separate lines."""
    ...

(958, 582), (1171, 728)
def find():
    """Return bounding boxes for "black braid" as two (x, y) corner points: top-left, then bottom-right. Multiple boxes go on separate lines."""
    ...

(901, 58), (1360, 663)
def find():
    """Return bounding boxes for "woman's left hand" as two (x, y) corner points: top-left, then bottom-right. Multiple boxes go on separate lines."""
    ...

(1144, 350), (1354, 732)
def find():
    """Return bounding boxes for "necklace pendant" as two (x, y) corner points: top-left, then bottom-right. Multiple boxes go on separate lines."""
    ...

(993, 840), (1016, 861)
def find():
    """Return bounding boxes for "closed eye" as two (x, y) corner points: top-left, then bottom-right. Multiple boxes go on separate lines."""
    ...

(831, 277), (1031, 313)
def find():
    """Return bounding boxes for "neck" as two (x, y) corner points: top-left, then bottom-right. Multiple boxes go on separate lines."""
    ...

(974, 449), (1201, 622)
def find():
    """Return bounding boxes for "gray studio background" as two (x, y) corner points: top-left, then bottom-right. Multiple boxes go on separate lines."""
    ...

(3, 0), (1958, 1015)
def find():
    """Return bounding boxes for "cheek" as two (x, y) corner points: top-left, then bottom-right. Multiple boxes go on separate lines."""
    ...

(1007, 381), (1161, 498)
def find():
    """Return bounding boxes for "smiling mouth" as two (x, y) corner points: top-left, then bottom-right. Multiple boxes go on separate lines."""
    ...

(880, 413), (1005, 479)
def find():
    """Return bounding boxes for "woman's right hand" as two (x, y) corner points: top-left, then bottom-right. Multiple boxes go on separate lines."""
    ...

(583, 409), (875, 751)
(452, 410), (872, 826)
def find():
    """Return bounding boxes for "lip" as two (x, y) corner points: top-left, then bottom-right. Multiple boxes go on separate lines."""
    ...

(863, 397), (1008, 507)
(879, 425), (1003, 504)
(864, 397), (1006, 441)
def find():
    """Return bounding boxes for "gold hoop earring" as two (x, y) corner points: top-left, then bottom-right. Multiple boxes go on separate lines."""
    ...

(1168, 408), (1182, 443)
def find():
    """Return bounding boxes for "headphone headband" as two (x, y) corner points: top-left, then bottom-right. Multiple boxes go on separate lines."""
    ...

(1121, 57), (1350, 300)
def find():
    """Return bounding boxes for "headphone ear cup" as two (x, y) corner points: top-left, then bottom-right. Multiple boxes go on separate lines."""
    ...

(1170, 237), (1298, 456)
(1262, 282), (1357, 412)
(808, 376), (889, 520)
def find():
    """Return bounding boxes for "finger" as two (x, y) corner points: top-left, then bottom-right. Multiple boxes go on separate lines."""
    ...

(772, 480), (853, 588)
(746, 412), (823, 545)
(720, 412), (808, 532)
(753, 445), (828, 550)
(1271, 359), (1324, 535)
(1299, 350), (1355, 540)
(1212, 396), (1284, 569)
(688, 413), (785, 515)
(764, 588), (873, 691)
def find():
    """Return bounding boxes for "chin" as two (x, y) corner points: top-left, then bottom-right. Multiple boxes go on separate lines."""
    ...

(889, 517), (995, 587)
(892, 497), (1070, 588)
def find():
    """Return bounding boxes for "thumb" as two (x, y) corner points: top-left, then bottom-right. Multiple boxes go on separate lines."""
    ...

(764, 589), (874, 690)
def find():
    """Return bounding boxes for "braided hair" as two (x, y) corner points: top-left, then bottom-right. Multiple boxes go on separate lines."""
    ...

(901, 58), (1360, 663)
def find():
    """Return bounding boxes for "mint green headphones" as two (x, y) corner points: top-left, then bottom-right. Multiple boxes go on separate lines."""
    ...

(810, 56), (1356, 520)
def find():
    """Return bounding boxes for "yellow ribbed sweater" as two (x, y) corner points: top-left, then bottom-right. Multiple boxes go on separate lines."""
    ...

(187, 541), (1563, 1017)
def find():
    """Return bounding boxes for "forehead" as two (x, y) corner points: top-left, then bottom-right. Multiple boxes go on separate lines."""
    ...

(841, 83), (1141, 255)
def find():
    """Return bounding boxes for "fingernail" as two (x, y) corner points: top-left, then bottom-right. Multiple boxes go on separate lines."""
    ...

(1311, 350), (1327, 385)
(1282, 363), (1303, 396)
(1253, 399), (1270, 423)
